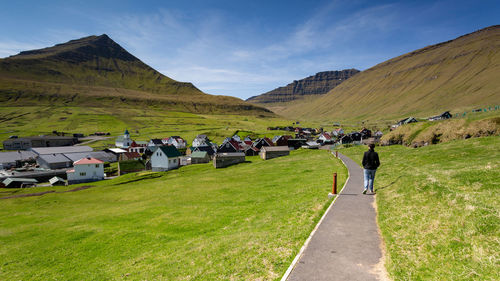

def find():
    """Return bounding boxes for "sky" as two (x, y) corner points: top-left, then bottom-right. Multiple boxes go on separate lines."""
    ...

(1, 0), (499, 100)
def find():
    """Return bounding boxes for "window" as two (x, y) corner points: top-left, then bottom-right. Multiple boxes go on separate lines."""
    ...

(95, 164), (100, 168)
(80, 172), (86, 176)
(169, 159), (171, 164)
(174, 159), (177, 163)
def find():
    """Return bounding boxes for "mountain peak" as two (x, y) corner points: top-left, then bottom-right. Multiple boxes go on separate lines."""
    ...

(12, 34), (138, 62)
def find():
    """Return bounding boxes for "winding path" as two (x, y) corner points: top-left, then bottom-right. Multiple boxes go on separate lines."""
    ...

(285, 152), (386, 281)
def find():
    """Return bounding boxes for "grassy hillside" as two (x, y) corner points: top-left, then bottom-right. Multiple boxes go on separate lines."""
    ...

(381, 111), (500, 146)
(279, 25), (500, 122)
(341, 137), (499, 280)
(0, 35), (272, 116)
(0, 149), (347, 280)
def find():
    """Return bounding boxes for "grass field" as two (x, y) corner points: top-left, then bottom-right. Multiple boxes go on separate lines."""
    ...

(0, 149), (347, 280)
(341, 137), (499, 280)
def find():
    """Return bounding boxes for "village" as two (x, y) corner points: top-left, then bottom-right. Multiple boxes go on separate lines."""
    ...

(0, 124), (385, 188)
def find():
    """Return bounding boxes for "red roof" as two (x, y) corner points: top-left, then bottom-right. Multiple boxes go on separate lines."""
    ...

(264, 137), (274, 145)
(244, 141), (253, 146)
(74, 157), (104, 165)
(228, 140), (244, 150)
(321, 133), (332, 140)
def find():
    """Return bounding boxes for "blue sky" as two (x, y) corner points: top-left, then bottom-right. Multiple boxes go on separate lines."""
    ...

(1, 0), (499, 100)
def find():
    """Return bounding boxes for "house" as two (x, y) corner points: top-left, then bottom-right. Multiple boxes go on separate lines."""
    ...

(190, 151), (210, 164)
(162, 136), (187, 149)
(150, 146), (182, 172)
(287, 138), (307, 150)
(392, 117), (418, 130)
(128, 141), (148, 154)
(252, 138), (273, 149)
(317, 133), (333, 144)
(0, 151), (37, 170)
(192, 135), (209, 147)
(302, 141), (320, 149)
(244, 146), (260, 156)
(31, 146), (93, 156)
(259, 146), (290, 160)
(274, 135), (291, 146)
(341, 135), (353, 144)
(190, 145), (216, 158)
(428, 111), (452, 121)
(218, 140), (243, 153)
(148, 139), (164, 148)
(2, 177), (38, 188)
(213, 152), (245, 168)
(49, 176), (66, 186)
(360, 128), (372, 138)
(3, 136), (77, 150)
(119, 151), (141, 161)
(332, 128), (344, 137)
(115, 129), (132, 148)
(66, 157), (105, 184)
(36, 154), (72, 170)
(104, 148), (128, 158)
(350, 132), (362, 142)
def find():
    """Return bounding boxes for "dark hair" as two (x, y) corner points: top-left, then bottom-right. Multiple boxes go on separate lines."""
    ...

(368, 143), (375, 150)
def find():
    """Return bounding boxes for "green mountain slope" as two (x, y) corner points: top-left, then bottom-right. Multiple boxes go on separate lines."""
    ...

(279, 25), (500, 122)
(0, 35), (272, 115)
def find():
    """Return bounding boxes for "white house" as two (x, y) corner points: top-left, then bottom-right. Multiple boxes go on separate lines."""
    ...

(318, 133), (333, 143)
(192, 135), (208, 147)
(66, 157), (104, 184)
(151, 146), (182, 172)
(115, 129), (132, 148)
(162, 136), (187, 149)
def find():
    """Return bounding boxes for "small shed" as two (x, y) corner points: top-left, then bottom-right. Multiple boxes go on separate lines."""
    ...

(2, 178), (38, 188)
(191, 151), (210, 164)
(244, 146), (260, 156)
(213, 152), (245, 168)
(49, 176), (67, 186)
(260, 146), (290, 160)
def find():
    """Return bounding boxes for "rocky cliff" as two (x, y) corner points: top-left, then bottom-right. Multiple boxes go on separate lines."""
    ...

(247, 69), (360, 104)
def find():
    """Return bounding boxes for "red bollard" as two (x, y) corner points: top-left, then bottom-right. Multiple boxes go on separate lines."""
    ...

(332, 172), (337, 194)
(335, 151), (338, 158)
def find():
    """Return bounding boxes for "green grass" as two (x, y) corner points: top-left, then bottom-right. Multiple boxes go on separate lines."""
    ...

(0, 149), (347, 280)
(341, 137), (499, 280)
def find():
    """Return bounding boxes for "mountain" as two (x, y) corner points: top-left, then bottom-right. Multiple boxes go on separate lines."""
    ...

(277, 25), (500, 122)
(0, 35), (272, 115)
(247, 69), (360, 104)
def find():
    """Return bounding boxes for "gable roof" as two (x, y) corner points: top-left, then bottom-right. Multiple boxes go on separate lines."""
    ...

(157, 145), (181, 157)
(150, 139), (164, 145)
(74, 157), (104, 165)
(38, 154), (72, 164)
(64, 151), (116, 162)
(31, 146), (93, 155)
(0, 151), (37, 164)
(3, 178), (38, 186)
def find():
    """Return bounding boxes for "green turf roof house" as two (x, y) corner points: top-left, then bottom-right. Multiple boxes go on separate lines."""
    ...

(151, 146), (181, 172)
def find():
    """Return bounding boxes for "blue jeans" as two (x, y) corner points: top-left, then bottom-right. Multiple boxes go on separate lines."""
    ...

(364, 169), (377, 191)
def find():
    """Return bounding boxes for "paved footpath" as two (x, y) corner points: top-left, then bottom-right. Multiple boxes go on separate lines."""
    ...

(286, 153), (384, 281)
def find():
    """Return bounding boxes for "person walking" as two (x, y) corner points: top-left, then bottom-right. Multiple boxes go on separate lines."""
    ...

(362, 143), (380, 194)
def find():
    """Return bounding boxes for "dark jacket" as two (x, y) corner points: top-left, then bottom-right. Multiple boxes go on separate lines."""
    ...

(362, 150), (380, 170)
